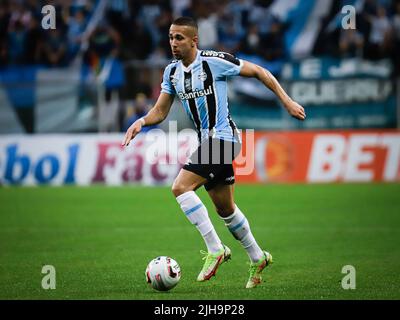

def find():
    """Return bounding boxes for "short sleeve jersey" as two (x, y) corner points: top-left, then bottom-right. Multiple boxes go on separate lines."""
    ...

(161, 50), (243, 143)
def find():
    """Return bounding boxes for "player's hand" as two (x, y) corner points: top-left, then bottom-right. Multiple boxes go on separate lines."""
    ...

(121, 119), (143, 147)
(285, 100), (306, 121)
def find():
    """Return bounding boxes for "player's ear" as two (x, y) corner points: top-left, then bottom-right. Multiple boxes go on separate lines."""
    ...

(192, 35), (198, 47)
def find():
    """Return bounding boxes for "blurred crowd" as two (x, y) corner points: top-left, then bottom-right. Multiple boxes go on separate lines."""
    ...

(0, 0), (399, 133)
(1, 0), (92, 66)
(0, 0), (399, 67)
(320, 0), (400, 61)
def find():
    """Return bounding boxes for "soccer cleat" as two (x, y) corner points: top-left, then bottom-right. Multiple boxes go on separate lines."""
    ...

(197, 245), (231, 281)
(246, 251), (273, 289)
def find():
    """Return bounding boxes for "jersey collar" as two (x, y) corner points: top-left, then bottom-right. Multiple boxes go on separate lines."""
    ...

(182, 50), (201, 73)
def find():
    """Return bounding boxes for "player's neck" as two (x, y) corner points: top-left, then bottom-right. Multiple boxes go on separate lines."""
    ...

(182, 49), (198, 68)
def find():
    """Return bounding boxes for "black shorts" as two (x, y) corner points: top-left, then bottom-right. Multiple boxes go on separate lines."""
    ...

(183, 138), (242, 191)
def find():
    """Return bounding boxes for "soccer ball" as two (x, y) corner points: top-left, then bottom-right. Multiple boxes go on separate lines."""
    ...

(145, 256), (181, 291)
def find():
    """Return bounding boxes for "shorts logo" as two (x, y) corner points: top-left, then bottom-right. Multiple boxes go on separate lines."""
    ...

(209, 173), (214, 179)
(198, 71), (207, 82)
(225, 176), (234, 182)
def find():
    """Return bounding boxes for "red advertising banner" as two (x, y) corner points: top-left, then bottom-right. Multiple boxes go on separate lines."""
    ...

(235, 130), (400, 183)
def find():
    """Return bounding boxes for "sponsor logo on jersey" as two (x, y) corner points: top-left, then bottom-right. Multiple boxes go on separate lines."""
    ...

(201, 50), (240, 66)
(184, 78), (192, 91)
(201, 50), (225, 58)
(177, 85), (213, 100)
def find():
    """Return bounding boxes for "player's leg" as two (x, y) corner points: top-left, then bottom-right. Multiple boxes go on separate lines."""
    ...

(207, 183), (264, 260)
(172, 169), (230, 281)
(171, 168), (207, 197)
(172, 169), (219, 251)
(207, 183), (273, 288)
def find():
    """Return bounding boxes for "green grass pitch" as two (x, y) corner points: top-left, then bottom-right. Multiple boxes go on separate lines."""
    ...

(0, 184), (399, 300)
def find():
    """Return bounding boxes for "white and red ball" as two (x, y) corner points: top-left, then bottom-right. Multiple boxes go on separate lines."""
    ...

(145, 256), (181, 291)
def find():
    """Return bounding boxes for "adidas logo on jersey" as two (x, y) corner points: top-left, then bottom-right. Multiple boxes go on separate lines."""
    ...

(177, 86), (213, 100)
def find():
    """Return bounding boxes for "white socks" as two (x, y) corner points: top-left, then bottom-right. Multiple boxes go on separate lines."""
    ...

(176, 191), (223, 254)
(176, 192), (264, 262)
(221, 205), (264, 263)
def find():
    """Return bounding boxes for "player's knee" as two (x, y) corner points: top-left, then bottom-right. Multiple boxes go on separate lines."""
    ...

(171, 182), (190, 197)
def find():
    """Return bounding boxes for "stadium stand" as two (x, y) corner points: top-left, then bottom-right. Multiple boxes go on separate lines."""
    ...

(0, 0), (399, 133)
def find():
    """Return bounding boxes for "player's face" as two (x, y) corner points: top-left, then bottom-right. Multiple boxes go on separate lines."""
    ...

(169, 25), (197, 60)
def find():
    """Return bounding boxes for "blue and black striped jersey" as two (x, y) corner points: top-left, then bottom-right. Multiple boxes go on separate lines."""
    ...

(161, 50), (243, 143)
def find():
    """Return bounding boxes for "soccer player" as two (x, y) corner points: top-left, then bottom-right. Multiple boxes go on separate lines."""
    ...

(122, 17), (306, 288)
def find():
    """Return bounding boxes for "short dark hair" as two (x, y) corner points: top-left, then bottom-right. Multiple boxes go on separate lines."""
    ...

(172, 16), (198, 30)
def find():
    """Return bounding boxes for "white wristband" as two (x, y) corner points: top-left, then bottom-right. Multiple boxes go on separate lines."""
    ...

(139, 118), (145, 126)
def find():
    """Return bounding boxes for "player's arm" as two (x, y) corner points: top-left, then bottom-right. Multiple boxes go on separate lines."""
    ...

(240, 60), (306, 120)
(121, 92), (174, 147)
